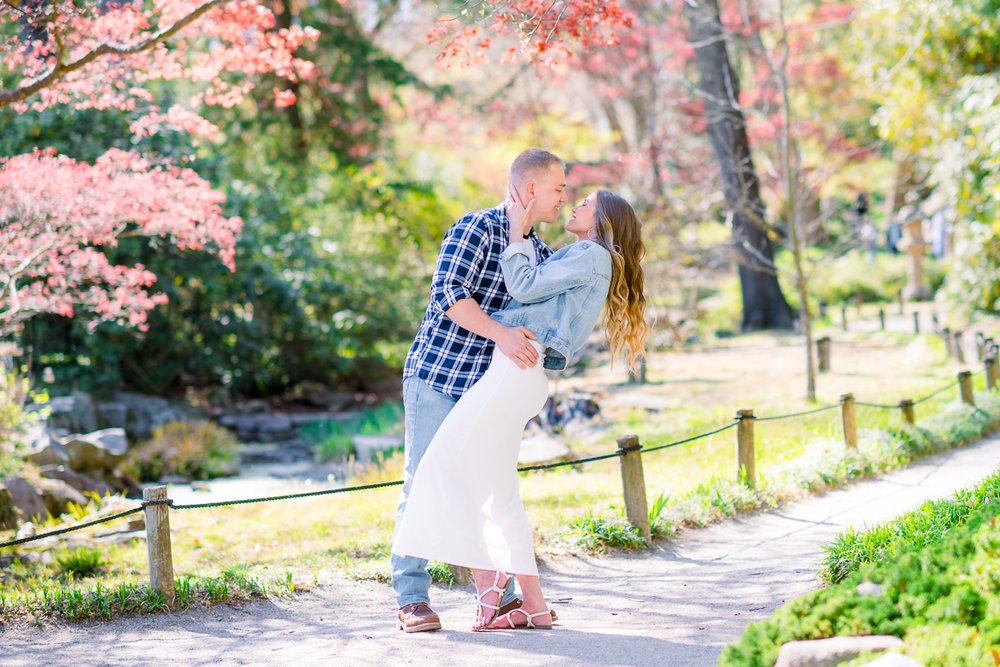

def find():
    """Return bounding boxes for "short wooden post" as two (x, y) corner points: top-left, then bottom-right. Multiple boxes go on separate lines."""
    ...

(975, 333), (985, 361)
(898, 289), (904, 314)
(899, 399), (915, 425)
(985, 356), (997, 391)
(840, 303), (847, 332)
(143, 486), (176, 607)
(616, 435), (651, 540)
(817, 336), (831, 373)
(942, 328), (954, 357)
(735, 410), (756, 488)
(958, 371), (974, 406)
(953, 331), (965, 364)
(840, 393), (857, 449)
(449, 564), (472, 586)
(878, 309), (885, 331)
(913, 312), (920, 334)
(629, 356), (647, 385)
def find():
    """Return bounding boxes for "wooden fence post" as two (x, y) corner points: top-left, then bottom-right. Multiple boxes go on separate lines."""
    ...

(899, 399), (915, 425)
(958, 371), (974, 406)
(878, 309), (885, 331)
(449, 564), (472, 586)
(840, 393), (857, 449)
(616, 435), (651, 540)
(143, 486), (176, 607)
(840, 303), (848, 332)
(735, 410), (756, 488)
(913, 312), (920, 334)
(817, 336), (831, 373)
(942, 328), (953, 357)
(975, 333), (986, 361)
(629, 356), (647, 385)
(985, 356), (997, 392)
(954, 331), (966, 363)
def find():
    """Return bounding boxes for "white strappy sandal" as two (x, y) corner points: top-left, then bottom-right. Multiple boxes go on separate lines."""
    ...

(472, 570), (511, 631)
(486, 606), (554, 630)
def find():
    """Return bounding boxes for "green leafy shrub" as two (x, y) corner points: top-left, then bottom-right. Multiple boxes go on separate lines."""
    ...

(55, 547), (104, 578)
(124, 420), (240, 481)
(570, 511), (649, 553)
(822, 470), (1000, 583)
(720, 476), (1000, 667)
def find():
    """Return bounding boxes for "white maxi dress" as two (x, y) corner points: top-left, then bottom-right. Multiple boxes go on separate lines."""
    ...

(391, 340), (548, 575)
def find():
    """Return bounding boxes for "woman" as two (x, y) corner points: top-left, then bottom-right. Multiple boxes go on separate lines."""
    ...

(392, 189), (647, 630)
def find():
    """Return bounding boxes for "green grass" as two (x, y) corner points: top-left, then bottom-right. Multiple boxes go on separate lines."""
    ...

(719, 470), (1000, 667)
(821, 470), (1000, 584)
(3, 326), (999, 624)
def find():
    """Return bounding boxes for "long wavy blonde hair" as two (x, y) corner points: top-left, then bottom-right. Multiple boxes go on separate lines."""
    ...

(590, 190), (648, 372)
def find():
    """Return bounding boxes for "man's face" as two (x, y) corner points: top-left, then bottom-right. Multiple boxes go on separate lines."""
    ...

(525, 164), (567, 224)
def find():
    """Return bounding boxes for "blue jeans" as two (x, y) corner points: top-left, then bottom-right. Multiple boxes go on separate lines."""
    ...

(391, 376), (520, 608)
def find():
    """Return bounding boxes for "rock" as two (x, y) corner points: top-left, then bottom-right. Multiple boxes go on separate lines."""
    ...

(38, 465), (113, 497)
(63, 428), (128, 474)
(95, 401), (129, 430)
(24, 425), (70, 467)
(860, 654), (923, 667)
(37, 478), (87, 517)
(219, 413), (298, 442)
(857, 581), (885, 597)
(284, 382), (354, 411)
(0, 485), (17, 530)
(70, 391), (99, 433)
(3, 476), (48, 522)
(775, 636), (906, 667)
(110, 391), (198, 440)
(518, 429), (573, 465)
(15, 521), (36, 541)
(353, 434), (403, 462)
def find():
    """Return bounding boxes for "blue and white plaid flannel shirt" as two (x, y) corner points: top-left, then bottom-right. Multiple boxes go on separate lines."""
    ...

(403, 203), (553, 399)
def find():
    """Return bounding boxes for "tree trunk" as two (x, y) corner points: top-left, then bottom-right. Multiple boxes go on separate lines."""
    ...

(685, 0), (793, 331)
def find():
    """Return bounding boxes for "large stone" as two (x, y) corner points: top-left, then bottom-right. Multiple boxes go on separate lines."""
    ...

(518, 429), (573, 465)
(775, 636), (906, 667)
(3, 476), (48, 522)
(37, 478), (88, 517)
(0, 486), (16, 530)
(283, 382), (354, 411)
(110, 391), (197, 440)
(43, 392), (98, 434)
(23, 425), (70, 466)
(38, 465), (112, 497)
(64, 428), (128, 474)
(353, 434), (403, 462)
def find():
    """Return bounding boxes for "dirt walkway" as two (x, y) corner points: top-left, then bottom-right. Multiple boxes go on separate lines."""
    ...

(4, 432), (999, 667)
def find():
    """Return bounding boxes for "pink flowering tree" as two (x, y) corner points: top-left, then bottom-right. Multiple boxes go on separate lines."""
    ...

(0, 0), (317, 336)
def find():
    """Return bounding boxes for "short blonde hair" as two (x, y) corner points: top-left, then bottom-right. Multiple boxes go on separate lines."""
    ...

(509, 148), (563, 186)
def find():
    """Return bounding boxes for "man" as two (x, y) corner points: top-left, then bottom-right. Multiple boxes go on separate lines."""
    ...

(393, 148), (568, 632)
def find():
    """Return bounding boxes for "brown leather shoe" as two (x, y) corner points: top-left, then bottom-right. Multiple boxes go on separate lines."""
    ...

(397, 602), (442, 633)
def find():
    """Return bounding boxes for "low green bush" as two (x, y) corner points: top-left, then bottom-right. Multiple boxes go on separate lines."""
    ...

(822, 470), (1000, 584)
(123, 420), (240, 481)
(719, 473), (1000, 667)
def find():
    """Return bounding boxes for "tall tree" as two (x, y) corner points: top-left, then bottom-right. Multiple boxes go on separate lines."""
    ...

(684, 0), (792, 331)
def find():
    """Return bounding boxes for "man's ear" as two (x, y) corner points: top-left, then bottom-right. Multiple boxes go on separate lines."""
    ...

(525, 181), (535, 198)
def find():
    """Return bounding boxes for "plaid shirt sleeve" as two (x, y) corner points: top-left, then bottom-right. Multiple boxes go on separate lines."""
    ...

(429, 216), (489, 314)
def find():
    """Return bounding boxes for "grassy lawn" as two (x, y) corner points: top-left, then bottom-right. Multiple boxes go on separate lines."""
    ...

(3, 312), (999, 622)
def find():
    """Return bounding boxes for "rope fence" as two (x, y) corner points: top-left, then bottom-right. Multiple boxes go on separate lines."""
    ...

(3, 348), (998, 605)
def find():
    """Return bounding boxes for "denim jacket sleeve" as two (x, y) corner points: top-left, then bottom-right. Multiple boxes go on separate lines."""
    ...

(429, 216), (488, 313)
(500, 241), (602, 304)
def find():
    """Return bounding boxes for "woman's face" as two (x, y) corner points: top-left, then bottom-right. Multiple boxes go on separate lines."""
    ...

(566, 192), (598, 240)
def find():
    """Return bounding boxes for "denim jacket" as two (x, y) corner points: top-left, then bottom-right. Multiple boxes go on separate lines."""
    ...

(492, 240), (612, 370)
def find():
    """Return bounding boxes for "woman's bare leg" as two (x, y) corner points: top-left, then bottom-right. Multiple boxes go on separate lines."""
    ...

(471, 568), (507, 628)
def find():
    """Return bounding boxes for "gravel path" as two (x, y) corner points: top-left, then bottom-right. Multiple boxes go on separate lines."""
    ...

(4, 432), (999, 667)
